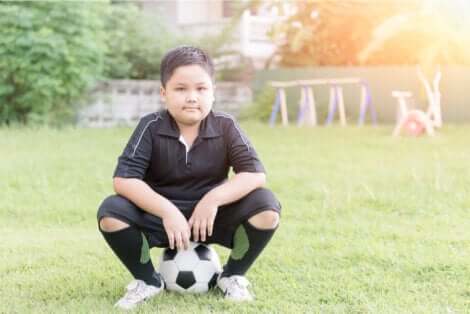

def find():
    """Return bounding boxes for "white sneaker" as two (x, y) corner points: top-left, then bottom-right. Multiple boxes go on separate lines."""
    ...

(217, 275), (254, 302)
(114, 279), (163, 310)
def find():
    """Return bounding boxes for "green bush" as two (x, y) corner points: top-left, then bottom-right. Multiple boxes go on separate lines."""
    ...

(0, 2), (184, 125)
(0, 2), (105, 125)
(103, 3), (181, 80)
(239, 85), (275, 122)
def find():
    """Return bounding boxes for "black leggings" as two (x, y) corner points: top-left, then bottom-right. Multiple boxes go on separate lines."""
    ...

(97, 188), (281, 249)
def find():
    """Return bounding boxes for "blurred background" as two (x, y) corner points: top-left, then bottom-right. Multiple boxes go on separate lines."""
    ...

(1, 0), (470, 127)
(3, 2), (470, 312)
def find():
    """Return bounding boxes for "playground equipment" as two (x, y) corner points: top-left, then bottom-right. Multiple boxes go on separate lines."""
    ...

(392, 67), (442, 136)
(268, 78), (376, 127)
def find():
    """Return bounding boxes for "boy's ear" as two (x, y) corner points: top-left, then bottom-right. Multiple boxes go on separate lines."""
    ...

(159, 86), (166, 103)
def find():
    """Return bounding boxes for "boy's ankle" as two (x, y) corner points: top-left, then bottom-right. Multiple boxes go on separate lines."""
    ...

(144, 271), (163, 288)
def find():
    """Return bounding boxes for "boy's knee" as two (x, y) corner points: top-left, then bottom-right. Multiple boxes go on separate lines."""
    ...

(248, 210), (279, 230)
(99, 216), (129, 232)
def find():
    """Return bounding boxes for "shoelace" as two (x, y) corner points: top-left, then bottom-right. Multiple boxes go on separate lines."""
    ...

(226, 276), (250, 296)
(123, 280), (148, 303)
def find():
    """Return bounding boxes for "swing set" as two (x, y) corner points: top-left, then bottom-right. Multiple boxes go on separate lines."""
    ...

(268, 78), (377, 127)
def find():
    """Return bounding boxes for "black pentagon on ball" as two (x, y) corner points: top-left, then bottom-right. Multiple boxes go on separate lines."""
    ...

(208, 272), (219, 289)
(162, 248), (177, 261)
(194, 244), (212, 261)
(176, 271), (196, 289)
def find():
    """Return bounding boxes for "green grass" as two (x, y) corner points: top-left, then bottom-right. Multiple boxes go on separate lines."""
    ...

(1, 123), (470, 313)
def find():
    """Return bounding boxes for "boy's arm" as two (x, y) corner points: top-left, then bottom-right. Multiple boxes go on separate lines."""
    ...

(211, 115), (267, 204)
(188, 172), (265, 242)
(114, 177), (191, 250)
(113, 177), (178, 219)
(201, 172), (266, 207)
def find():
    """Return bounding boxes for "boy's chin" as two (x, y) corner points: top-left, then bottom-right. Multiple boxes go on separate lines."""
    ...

(176, 115), (204, 126)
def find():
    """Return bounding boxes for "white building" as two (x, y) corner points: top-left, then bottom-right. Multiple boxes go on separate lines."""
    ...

(137, 0), (280, 69)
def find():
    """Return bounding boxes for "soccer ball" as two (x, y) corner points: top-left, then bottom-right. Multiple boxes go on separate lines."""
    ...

(158, 242), (222, 293)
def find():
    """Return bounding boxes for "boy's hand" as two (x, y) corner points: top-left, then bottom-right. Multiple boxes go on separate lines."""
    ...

(189, 196), (219, 242)
(161, 208), (191, 251)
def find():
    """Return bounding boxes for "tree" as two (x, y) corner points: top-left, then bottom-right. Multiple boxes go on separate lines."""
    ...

(0, 2), (105, 125)
(102, 3), (180, 80)
(0, 1), (182, 125)
(268, 0), (470, 67)
(358, 1), (470, 70)
(269, 1), (403, 66)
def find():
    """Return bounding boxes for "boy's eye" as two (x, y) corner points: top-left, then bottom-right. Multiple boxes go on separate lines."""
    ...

(175, 87), (185, 91)
(198, 87), (207, 91)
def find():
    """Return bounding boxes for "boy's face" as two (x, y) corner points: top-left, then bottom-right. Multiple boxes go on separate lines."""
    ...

(160, 64), (215, 128)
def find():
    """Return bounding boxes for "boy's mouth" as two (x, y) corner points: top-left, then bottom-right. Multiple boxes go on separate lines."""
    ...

(183, 107), (200, 111)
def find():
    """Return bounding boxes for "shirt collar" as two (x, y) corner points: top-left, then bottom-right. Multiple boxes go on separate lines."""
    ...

(156, 110), (222, 139)
(199, 111), (222, 138)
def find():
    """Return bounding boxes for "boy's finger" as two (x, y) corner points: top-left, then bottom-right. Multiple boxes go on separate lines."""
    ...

(192, 221), (200, 242)
(168, 232), (175, 250)
(207, 220), (214, 237)
(175, 232), (183, 251)
(200, 221), (207, 242)
(183, 232), (190, 250)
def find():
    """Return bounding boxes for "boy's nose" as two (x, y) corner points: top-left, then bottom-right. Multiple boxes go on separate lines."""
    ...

(186, 91), (197, 103)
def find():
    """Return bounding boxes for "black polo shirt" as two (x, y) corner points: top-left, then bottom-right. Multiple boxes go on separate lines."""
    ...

(113, 110), (265, 201)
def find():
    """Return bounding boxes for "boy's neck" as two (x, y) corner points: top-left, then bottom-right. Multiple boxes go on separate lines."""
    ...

(177, 121), (200, 137)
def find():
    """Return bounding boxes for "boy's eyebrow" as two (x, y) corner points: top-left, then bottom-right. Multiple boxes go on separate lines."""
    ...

(173, 81), (209, 86)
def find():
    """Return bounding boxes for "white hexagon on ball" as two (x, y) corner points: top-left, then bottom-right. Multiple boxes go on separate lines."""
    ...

(174, 248), (200, 271)
(158, 242), (222, 294)
(194, 259), (221, 283)
(158, 259), (179, 284)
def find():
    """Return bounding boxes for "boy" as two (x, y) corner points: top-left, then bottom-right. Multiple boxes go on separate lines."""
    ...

(97, 46), (281, 310)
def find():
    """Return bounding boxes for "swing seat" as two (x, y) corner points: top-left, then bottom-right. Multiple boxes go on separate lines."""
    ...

(391, 91), (434, 137)
(401, 110), (433, 137)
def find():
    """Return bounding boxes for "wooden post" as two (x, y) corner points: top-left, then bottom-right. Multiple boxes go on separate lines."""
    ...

(279, 88), (288, 126)
(306, 86), (317, 126)
(297, 86), (306, 126)
(336, 86), (347, 126)
(326, 86), (336, 125)
(358, 85), (367, 126)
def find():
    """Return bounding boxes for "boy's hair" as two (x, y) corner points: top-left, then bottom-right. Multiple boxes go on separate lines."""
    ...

(160, 46), (214, 87)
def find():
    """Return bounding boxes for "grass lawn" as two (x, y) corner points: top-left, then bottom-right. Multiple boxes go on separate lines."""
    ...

(1, 123), (470, 313)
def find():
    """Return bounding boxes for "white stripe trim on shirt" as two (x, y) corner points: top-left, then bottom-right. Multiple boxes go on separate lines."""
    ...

(131, 113), (162, 158)
(213, 112), (250, 152)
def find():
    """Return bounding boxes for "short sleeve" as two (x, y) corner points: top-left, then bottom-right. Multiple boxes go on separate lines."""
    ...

(225, 117), (265, 174)
(113, 115), (156, 179)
